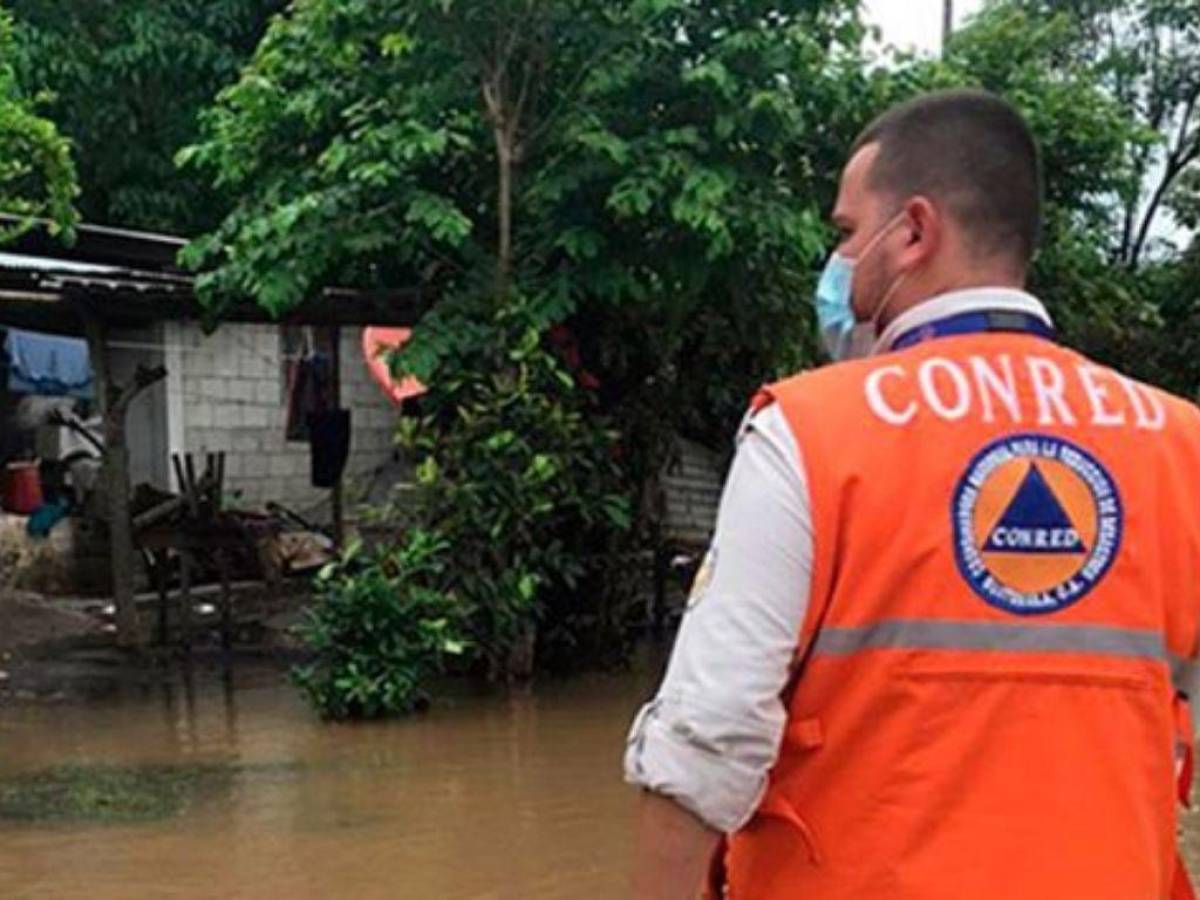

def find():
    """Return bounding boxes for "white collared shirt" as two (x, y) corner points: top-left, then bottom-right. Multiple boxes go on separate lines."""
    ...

(623, 288), (1058, 833)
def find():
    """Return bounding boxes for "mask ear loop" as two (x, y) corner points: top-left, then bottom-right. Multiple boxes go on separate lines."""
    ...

(871, 272), (908, 334)
(861, 213), (914, 334)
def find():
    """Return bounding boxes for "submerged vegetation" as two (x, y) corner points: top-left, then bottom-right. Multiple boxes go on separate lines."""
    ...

(0, 763), (234, 824)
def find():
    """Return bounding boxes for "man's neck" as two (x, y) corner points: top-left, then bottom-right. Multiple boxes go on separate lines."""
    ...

(878, 273), (1026, 332)
(874, 286), (1051, 355)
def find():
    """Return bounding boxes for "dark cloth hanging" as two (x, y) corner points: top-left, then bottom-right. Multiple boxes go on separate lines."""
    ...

(309, 409), (351, 489)
(285, 353), (335, 442)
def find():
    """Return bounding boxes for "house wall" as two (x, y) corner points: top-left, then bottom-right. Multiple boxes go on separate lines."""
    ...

(661, 438), (724, 548)
(166, 323), (399, 514)
(110, 325), (170, 489)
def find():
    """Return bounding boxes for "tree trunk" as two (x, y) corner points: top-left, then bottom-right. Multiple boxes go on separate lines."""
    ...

(102, 430), (140, 646)
(942, 0), (954, 54)
(496, 132), (514, 301)
(1130, 149), (1200, 269)
(81, 309), (141, 647)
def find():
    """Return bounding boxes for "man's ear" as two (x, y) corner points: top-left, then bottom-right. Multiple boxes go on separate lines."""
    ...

(899, 196), (940, 269)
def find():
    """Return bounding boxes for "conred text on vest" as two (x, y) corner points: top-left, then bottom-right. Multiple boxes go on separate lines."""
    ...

(864, 354), (1165, 430)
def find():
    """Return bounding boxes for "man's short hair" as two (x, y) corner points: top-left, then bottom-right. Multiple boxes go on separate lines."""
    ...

(852, 89), (1043, 267)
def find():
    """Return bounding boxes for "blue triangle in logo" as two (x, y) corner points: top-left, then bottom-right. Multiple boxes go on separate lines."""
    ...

(983, 464), (1086, 555)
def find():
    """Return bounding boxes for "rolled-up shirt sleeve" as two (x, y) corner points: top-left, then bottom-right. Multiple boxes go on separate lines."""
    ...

(624, 402), (814, 834)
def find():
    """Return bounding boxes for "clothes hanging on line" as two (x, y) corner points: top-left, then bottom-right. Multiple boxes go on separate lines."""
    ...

(5, 329), (94, 399)
(285, 352), (335, 442)
(309, 409), (351, 489)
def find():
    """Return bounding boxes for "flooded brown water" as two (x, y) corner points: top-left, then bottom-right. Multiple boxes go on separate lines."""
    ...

(4, 655), (1200, 899)
(0, 660), (660, 899)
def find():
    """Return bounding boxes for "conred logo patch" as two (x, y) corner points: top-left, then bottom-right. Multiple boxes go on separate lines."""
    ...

(952, 434), (1122, 615)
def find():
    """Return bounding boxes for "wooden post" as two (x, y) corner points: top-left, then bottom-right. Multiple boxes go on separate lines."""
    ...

(217, 549), (233, 652)
(178, 550), (192, 652)
(328, 326), (345, 550)
(81, 307), (142, 648)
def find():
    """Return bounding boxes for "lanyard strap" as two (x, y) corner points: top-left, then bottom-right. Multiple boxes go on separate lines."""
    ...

(891, 310), (1056, 352)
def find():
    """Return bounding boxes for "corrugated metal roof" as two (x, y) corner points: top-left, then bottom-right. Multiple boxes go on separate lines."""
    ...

(0, 251), (120, 275)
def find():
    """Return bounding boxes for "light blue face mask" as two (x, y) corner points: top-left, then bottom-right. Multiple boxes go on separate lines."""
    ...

(814, 253), (863, 362)
(814, 214), (908, 362)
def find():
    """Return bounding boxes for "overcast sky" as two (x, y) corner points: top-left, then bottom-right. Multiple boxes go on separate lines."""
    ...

(862, 0), (988, 55)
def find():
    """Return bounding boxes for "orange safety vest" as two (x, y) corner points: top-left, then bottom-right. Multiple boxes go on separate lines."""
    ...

(717, 326), (1200, 899)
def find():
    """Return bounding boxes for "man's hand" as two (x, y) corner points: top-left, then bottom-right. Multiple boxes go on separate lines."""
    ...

(632, 790), (722, 900)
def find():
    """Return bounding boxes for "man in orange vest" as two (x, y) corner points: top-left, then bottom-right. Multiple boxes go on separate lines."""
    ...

(626, 88), (1200, 899)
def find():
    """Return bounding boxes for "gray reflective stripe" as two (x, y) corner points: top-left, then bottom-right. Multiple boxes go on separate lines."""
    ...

(813, 620), (1169, 665)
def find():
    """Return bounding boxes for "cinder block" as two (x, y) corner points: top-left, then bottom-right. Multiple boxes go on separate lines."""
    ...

(187, 402), (214, 429)
(209, 428), (235, 451)
(238, 406), (258, 428)
(241, 454), (268, 478)
(256, 328), (278, 357)
(288, 453), (309, 478)
(261, 477), (286, 501)
(182, 428), (207, 451)
(214, 405), (238, 429)
(256, 380), (279, 406)
(269, 454), (295, 478)
(228, 379), (252, 403)
(193, 428), (215, 450)
(230, 432), (258, 453)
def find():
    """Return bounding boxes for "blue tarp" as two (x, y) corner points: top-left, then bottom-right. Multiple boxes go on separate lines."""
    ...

(4, 328), (94, 399)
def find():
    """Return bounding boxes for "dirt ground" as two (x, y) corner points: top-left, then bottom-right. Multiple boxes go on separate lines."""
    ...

(0, 581), (307, 704)
(0, 590), (104, 656)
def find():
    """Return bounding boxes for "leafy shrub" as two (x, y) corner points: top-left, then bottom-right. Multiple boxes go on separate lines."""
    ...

(394, 291), (638, 682)
(292, 530), (468, 719)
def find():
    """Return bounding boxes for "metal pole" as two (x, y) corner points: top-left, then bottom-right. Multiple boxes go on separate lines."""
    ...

(942, 0), (954, 54)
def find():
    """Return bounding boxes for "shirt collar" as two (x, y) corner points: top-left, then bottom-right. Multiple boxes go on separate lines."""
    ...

(874, 287), (1053, 354)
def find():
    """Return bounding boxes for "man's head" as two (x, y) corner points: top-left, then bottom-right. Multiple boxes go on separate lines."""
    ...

(831, 89), (1043, 327)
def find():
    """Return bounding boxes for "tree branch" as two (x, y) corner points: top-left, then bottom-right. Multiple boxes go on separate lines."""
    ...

(1129, 104), (1200, 268)
(112, 365), (168, 417)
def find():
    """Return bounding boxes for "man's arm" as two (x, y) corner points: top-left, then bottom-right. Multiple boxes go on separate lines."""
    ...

(624, 402), (814, 896)
(632, 791), (721, 900)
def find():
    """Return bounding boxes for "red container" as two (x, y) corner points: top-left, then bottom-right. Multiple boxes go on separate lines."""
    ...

(2, 461), (44, 515)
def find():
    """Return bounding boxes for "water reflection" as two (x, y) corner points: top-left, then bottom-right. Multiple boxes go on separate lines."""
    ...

(0, 657), (661, 899)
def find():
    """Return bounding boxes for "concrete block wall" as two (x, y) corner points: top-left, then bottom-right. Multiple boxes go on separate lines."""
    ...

(171, 323), (399, 513)
(662, 439), (724, 548)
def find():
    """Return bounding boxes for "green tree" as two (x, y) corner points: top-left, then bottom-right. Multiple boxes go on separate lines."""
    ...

(8, 0), (282, 233)
(0, 4), (76, 243)
(182, 0), (872, 699)
(883, 2), (1197, 395)
(181, 0), (876, 435)
(990, 0), (1200, 268)
(944, 1), (1199, 395)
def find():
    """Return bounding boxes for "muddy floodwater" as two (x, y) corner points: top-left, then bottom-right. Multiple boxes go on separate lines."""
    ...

(0, 658), (659, 899)
(3, 654), (1200, 899)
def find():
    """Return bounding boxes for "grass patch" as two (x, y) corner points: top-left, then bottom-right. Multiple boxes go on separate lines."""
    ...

(0, 763), (234, 824)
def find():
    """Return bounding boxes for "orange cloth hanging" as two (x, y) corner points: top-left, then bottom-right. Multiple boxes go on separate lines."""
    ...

(362, 327), (426, 405)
